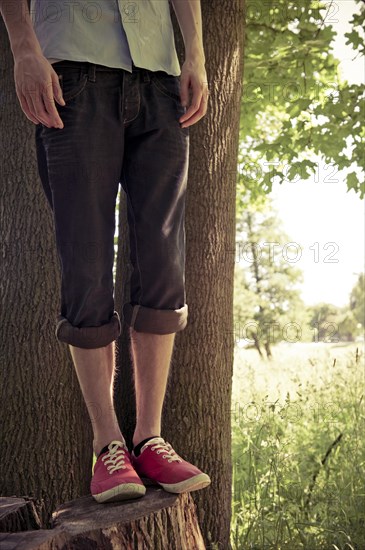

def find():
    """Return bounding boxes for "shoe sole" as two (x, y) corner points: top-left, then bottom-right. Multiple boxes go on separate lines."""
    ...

(92, 482), (146, 503)
(140, 473), (211, 494)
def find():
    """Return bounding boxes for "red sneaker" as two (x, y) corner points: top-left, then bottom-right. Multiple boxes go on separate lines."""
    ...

(131, 436), (211, 494)
(91, 440), (146, 503)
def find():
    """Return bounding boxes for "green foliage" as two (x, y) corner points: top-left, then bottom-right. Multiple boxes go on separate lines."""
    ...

(231, 346), (365, 549)
(238, 0), (365, 211)
(345, 2), (365, 56)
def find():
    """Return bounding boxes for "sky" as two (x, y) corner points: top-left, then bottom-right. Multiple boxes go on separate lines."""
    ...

(269, 0), (364, 308)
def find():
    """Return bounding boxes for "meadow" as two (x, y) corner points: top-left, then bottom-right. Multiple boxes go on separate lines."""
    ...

(231, 341), (365, 549)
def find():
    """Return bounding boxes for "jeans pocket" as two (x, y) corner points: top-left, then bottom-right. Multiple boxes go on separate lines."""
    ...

(151, 71), (181, 103)
(54, 67), (89, 103)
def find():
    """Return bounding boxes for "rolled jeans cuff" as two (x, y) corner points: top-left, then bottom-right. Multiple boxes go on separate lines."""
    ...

(123, 303), (188, 334)
(55, 311), (121, 349)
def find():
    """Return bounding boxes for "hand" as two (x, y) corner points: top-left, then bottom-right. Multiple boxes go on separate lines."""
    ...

(179, 58), (209, 128)
(14, 53), (66, 128)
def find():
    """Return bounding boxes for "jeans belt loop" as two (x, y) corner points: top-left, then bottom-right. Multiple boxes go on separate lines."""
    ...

(143, 70), (150, 83)
(87, 64), (96, 83)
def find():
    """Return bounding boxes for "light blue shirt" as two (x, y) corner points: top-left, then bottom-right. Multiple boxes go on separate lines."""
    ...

(30, 0), (181, 76)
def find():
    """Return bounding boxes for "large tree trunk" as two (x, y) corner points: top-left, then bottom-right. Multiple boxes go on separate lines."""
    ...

(0, 20), (92, 525)
(115, 1), (245, 547)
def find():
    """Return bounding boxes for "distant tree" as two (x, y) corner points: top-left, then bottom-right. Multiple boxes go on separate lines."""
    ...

(308, 302), (342, 342)
(308, 299), (362, 343)
(235, 202), (306, 358)
(337, 310), (360, 342)
(350, 272), (365, 329)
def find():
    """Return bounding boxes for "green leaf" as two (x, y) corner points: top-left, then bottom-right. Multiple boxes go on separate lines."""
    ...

(346, 171), (360, 193)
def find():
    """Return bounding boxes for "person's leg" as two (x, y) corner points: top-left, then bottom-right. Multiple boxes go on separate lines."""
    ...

(69, 342), (124, 456)
(120, 68), (190, 449)
(35, 62), (125, 455)
(130, 330), (175, 447)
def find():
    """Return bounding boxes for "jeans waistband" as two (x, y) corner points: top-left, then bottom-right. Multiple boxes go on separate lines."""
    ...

(51, 60), (150, 82)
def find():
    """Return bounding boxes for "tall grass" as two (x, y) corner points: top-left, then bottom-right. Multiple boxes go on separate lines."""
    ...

(231, 343), (365, 549)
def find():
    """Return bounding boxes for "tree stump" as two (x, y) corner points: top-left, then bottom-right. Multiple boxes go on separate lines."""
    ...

(0, 487), (206, 549)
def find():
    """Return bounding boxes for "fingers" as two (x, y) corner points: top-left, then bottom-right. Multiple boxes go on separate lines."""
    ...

(181, 92), (209, 128)
(17, 91), (40, 125)
(37, 77), (64, 128)
(28, 89), (59, 128)
(179, 83), (209, 128)
(51, 71), (65, 107)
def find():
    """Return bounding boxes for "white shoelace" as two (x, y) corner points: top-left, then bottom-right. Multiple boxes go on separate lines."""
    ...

(101, 440), (127, 474)
(144, 437), (183, 463)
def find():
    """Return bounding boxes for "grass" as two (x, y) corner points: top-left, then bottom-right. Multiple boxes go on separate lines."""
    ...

(230, 341), (365, 549)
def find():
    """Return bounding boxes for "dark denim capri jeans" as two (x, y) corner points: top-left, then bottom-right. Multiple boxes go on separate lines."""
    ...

(35, 61), (189, 349)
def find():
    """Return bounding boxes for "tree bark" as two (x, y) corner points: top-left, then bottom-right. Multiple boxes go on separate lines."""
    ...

(0, 489), (205, 549)
(252, 334), (263, 358)
(0, 497), (42, 532)
(264, 340), (272, 359)
(0, 21), (93, 526)
(115, 1), (245, 547)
